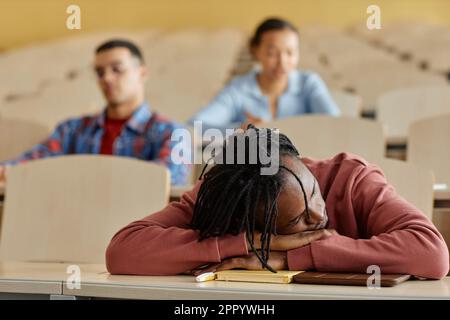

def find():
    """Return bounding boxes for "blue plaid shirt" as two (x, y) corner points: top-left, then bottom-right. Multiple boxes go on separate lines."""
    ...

(2, 103), (191, 185)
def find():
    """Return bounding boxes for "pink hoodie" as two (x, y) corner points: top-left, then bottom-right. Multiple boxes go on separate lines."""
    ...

(106, 153), (449, 279)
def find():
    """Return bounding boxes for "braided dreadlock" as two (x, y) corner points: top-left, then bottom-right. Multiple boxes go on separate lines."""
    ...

(190, 125), (310, 272)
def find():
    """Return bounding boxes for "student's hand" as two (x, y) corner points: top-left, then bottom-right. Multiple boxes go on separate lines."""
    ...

(193, 251), (287, 275)
(241, 112), (264, 129)
(250, 229), (338, 251)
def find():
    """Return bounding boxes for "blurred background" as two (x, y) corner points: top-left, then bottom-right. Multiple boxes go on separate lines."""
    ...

(1, 0), (449, 126)
(0, 0), (450, 266)
(2, 0), (450, 50)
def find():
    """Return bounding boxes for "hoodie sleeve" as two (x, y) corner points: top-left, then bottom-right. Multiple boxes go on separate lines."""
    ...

(105, 181), (248, 275)
(287, 163), (449, 279)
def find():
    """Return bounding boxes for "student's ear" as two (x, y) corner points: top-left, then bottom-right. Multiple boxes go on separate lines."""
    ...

(140, 65), (149, 82)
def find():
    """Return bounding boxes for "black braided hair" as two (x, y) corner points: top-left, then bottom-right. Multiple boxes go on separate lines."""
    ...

(190, 125), (310, 272)
(249, 17), (299, 49)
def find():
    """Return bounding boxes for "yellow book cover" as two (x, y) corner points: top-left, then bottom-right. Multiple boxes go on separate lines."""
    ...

(214, 270), (304, 284)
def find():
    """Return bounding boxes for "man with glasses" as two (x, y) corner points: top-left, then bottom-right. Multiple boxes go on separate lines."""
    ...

(0, 39), (191, 186)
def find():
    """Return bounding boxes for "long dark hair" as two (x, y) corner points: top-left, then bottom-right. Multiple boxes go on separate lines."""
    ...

(190, 125), (310, 272)
(249, 17), (299, 49)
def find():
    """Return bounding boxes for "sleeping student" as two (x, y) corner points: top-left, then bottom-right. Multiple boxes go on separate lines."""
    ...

(189, 17), (340, 131)
(106, 125), (449, 279)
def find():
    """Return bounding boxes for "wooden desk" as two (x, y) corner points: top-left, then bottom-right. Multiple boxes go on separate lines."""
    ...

(0, 181), (186, 204)
(1, 182), (189, 201)
(0, 262), (104, 299)
(62, 267), (450, 300)
(435, 190), (450, 208)
(0, 261), (67, 298)
(435, 190), (450, 201)
(2, 177), (449, 203)
(386, 136), (407, 147)
(1, 262), (450, 300)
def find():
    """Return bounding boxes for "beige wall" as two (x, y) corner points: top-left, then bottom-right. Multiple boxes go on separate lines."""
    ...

(1, 0), (450, 50)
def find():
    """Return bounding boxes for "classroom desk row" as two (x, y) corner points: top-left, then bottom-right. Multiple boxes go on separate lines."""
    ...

(1, 182), (449, 206)
(0, 262), (450, 300)
(436, 190), (450, 208)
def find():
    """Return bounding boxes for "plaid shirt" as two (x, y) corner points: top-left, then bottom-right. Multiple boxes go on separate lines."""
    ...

(2, 103), (191, 185)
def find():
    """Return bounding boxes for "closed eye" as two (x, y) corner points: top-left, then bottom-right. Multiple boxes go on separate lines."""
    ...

(288, 209), (306, 226)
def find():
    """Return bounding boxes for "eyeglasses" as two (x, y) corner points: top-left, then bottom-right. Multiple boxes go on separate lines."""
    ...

(94, 64), (128, 79)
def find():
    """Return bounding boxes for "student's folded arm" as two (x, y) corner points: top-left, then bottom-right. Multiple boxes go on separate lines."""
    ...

(105, 181), (249, 276)
(287, 164), (449, 279)
(188, 84), (243, 132)
(0, 121), (70, 166)
(305, 72), (341, 116)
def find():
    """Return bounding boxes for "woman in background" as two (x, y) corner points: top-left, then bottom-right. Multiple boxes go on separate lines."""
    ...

(189, 17), (340, 131)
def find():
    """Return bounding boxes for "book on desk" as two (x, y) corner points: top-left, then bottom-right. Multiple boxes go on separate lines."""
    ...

(196, 270), (411, 287)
